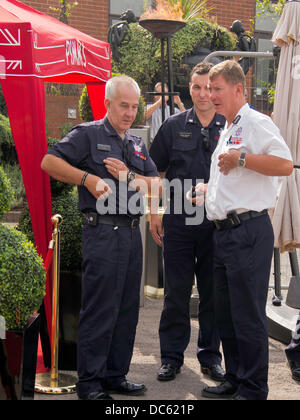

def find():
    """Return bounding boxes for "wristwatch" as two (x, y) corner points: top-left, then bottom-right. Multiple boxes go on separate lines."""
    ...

(238, 152), (246, 168)
(127, 170), (136, 184)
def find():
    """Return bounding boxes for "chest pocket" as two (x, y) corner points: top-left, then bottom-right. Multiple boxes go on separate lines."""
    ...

(92, 150), (122, 165)
(172, 136), (198, 152)
(90, 149), (122, 179)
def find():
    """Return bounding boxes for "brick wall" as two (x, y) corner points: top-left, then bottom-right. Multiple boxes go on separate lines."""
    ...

(208, 0), (256, 32)
(22, 0), (109, 41)
(45, 94), (83, 139)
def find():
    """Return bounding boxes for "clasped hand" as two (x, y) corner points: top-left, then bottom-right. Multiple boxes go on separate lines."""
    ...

(218, 149), (241, 175)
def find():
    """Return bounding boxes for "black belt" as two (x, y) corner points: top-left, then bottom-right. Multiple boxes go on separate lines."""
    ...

(213, 209), (268, 231)
(85, 213), (140, 229)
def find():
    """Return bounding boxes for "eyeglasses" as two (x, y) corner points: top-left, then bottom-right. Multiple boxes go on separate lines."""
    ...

(201, 128), (210, 151)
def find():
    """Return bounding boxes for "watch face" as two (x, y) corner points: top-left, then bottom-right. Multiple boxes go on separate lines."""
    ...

(128, 171), (135, 183)
(238, 157), (245, 167)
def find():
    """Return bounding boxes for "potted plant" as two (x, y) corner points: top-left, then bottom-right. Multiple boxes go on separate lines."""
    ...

(0, 166), (45, 400)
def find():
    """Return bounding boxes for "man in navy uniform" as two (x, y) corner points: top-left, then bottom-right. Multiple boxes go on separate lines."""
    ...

(190, 60), (293, 400)
(149, 62), (225, 382)
(41, 75), (159, 400)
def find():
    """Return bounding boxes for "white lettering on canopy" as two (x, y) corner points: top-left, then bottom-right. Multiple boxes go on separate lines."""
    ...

(66, 40), (86, 67)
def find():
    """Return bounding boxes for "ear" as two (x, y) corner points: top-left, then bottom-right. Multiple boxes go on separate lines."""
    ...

(235, 83), (244, 96)
(104, 98), (110, 110)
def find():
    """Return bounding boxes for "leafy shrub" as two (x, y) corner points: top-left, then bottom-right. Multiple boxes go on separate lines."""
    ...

(0, 224), (45, 330)
(0, 166), (45, 330)
(0, 165), (14, 220)
(0, 113), (18, 164)
(2, 163), (25, 208)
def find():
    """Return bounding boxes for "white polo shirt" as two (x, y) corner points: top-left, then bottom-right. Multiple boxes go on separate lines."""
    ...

(205, 103), (292, 221)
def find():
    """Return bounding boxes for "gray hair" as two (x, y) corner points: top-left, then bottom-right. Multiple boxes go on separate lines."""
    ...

(105, 75), (140, 100)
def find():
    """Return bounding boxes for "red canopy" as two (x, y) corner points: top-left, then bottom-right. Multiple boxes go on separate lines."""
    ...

(0, 0), (111, 349)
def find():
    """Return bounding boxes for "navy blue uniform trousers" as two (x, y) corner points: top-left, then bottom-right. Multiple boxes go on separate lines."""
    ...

(159, 213), (221, 368)
(213, 214), (274, 400)
(76, 221), (142, 397)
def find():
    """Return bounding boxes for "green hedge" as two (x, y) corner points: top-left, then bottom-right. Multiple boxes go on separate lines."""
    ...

(0, 165), (14, 220)
(0, 165), (45, 331)
(0, 224), (45, 330)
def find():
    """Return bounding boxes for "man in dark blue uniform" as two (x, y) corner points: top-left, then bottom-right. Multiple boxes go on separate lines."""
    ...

(149, 62), (225, 382)
(41, 75), (159, 400)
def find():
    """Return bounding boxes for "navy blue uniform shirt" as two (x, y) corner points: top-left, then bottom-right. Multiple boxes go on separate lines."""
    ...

(149, 107), (225, 184)
(47, 117), (158, 215)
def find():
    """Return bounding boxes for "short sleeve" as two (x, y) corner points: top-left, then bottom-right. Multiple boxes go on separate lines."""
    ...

(252, 116), (292, 161)
(47, 126), (89, 168)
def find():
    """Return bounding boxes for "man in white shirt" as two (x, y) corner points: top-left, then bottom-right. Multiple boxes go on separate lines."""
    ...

(145, 83), (186, 142)
(190, 60), (293, 400)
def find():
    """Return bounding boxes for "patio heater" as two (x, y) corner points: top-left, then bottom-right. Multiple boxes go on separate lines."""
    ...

(139, 19), (186, 121)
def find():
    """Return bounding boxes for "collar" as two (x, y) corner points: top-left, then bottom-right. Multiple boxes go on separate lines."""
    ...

(102, 117), (134, 143)
(227, 103), (250, 130)
(185, 107), (225, 129)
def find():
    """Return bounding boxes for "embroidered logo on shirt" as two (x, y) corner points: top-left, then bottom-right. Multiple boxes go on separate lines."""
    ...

(134, 145), (142, 153)
(235, 127), (243, 136)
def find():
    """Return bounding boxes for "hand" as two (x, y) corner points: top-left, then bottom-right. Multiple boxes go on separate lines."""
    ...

(149, 214), (163, 247)
(218, 149), (241, 175)
(104, 158), (129, 182)
(174, 95), (182, 106)
(84, 174), (112, 200)
(186, 183), (207, 207)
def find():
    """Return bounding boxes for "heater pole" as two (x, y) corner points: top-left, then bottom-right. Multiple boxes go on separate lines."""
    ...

(167, 36), (175, 115)
(161, 37), (166, 122)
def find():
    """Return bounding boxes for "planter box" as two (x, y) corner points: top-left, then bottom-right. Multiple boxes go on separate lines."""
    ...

(0, 314), (40, 400)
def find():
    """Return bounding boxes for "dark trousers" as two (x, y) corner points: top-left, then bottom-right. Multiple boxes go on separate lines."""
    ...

(76, 222), (143, 397)
(214, 214), (274, 400)
(159, 214), (221, 368)
(286, 312), (300, 363)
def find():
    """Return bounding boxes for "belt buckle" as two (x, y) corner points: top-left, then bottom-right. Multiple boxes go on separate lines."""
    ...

(86, 212), (98, 226)
(227, 211), (241, 227)
(131, 218), (139, 229)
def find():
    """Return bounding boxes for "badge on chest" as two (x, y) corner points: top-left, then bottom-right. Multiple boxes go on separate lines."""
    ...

(97, 144), (112, 152)
(179, 132), (193, 139)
